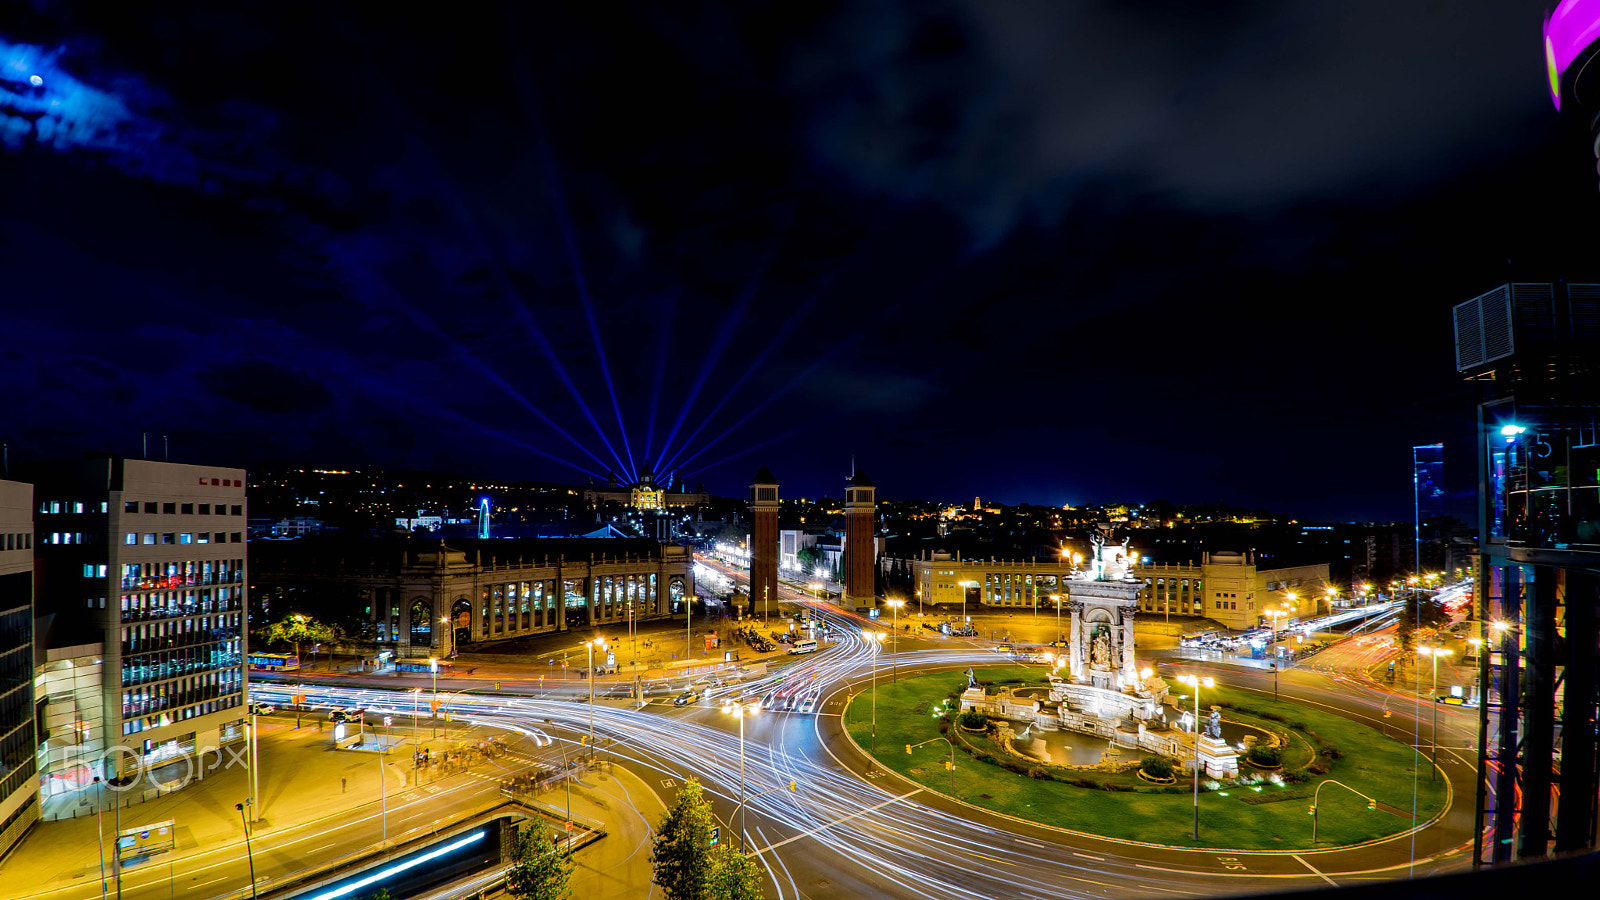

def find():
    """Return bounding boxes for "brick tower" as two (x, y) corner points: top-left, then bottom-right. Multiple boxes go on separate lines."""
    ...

(748, 465), (780, 619)
(844, 470), (877, 611)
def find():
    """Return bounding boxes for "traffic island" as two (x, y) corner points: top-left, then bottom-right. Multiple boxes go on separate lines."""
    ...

(843, 666), (1449, 850)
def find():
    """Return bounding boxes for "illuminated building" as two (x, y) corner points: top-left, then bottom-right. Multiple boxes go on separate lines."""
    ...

(251, 537), (695, 654)
(582, 468), (708, 511)
(747, 467), (780, 618)
(905, 549), (1329, 631)
(0, 479), (37, 857)
(27, 458), (248, 780)
(844, 470), (878, 611)
(1454, 281), (1600, 862)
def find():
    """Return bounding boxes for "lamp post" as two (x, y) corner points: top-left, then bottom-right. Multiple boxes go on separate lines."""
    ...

(957, 580), (977, 630)
(234, 803), (258, 900)
(808, 582), (822, 601)
(587, 637), (606, 758)
(862, 630), (887, 753)
(721, 700), (760, 851)
(1418, 646), (1453, 781)
(1264, 606), (1287, 701)
(429, 657), (439, 740)
(411, 688), (420, 743)
(1176, 674), (1215, 842)
(92, 777), (107, 900)
(440, 616), (453, 660)
(885, 599), (904, 682)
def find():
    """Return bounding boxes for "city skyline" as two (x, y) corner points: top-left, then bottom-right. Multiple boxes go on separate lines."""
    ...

(1, 3), (1579, 520)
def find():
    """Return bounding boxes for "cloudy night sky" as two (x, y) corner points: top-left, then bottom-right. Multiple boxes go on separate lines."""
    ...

(2, 1), (1593, 520)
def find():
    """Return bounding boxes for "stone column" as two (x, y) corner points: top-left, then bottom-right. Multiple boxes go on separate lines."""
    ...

(1120, 606), (1138, 688)
(1068, 602), (1082, 678)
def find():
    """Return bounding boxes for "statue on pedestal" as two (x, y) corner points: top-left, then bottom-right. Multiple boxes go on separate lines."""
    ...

(965, 667), (978, 690)
(1090, 629), (1112, 668)
(1207, 707), (1222, 740)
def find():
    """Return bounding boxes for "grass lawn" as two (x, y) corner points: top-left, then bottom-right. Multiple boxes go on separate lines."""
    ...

(844, 666), (1448, 850)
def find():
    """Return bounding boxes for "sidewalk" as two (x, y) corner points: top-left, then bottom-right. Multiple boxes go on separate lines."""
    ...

(3, 716), (508, 889)
(562, 764), (667, 900)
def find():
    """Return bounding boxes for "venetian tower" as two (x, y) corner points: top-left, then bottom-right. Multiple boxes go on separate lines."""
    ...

(844, 469), (877, 611)
(748, 466), (780, 618)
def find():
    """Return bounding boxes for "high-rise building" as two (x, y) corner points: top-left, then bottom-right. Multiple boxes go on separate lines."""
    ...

(28, 458), (248, 780)
(1454, 283), (1600, 862)
(747, 467), (780, 618)
(1412, 443), (1445, 575)
(844, 471), (877, 611)
(0, 479), (38, 858)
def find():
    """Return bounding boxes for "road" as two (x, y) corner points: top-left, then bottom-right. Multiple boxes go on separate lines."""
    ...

(246, 598), (1478, 900)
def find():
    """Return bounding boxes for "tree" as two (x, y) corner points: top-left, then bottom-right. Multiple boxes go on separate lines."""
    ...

(706, 844), (765, 900)
(257, 613), (338, 658)
(505, 823), (572, 900)
(1397, 596), (1450, 651)
(652, 778), (717, 900)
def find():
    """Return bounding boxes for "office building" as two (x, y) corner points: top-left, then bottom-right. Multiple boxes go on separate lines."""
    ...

(29, 458), (248, 779)
(0, 480), (37, 859)
(1454, 282), (1600, 861)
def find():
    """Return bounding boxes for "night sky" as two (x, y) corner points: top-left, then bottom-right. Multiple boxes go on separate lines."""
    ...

(3, 1), (1595, 520)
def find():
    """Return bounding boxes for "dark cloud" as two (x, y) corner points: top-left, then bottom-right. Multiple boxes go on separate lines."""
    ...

(0, 0), (1587, 519)
(200, 358), (331, 414)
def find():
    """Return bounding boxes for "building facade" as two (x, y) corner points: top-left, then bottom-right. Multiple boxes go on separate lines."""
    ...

(582, 470), (709, 510)
(905, 549), (1330, 630)
(844, 472), (877, 610)
(28, 458), (248, 780)
(0, 479), (37, 859)
(251, 537), (696, 656)
(1454, 280), (1600, 861)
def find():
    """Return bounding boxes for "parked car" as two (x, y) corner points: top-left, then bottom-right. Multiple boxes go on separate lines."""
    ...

(328, 707), (365, 723)
(248, 702), (275, 715)
(674, 690), (701, 706)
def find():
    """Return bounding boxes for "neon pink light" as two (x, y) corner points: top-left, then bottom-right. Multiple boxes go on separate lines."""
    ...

(1545, 0), (1600, 108)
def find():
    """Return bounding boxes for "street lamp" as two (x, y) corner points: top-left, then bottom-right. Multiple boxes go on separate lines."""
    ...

(586, 637), (607, 758)
(429, 657), (439, 740)
(92, 777), (107, 900)
(1050, 593), (1063, 643)
(1418, 646), (1453, 781)
(721, 700), (760, 851)
(1263, 607), (1287, 701)
(808, 582), (823, 601)
(440, 616), (453, 659)
(862, 630), (887, 753)
(885, 599), (905, 682)
(957, 580), (978, 628)
(1176, 674), (1215, 842)
(234, 802), (258, 900)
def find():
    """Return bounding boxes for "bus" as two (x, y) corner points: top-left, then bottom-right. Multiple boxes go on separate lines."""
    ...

(247, 652), (300, 672)
(788, 639), (818, 655)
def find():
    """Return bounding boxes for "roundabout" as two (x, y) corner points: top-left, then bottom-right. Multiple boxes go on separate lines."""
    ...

(834, 661), (1452, 851)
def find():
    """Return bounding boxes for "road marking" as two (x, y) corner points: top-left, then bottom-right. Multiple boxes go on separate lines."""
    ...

(187, 876), (229, 890)
(1014, 838), (1048, 848)
(1292, 854), (1338, 887)
(746, 789), (921, 857)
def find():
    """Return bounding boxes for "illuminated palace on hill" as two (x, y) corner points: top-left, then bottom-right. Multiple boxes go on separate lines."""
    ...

(582, 468), (708, 512)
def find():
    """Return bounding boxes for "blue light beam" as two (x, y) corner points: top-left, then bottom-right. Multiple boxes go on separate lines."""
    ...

(547, 156), (638, 482)
(651, 253), (772, 472)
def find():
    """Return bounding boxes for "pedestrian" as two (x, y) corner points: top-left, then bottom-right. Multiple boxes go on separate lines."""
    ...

(341, 777), (347, 793)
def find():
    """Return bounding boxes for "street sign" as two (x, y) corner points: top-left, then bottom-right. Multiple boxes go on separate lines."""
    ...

(384, 716), (393, 727)
(710, 826), (720, 845)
